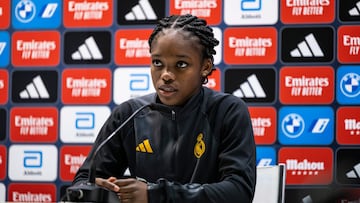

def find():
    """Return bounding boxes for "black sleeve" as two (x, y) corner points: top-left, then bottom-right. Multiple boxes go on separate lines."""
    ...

(147, 179), (209, 203)
(146, 97), (257, 203)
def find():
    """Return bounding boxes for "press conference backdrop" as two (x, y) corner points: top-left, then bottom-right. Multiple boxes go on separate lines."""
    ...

(0, 0), (359, 202)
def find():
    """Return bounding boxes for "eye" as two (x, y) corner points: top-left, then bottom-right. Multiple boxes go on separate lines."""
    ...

(152, 59), (162, 67)
(176, 61), (188, 69)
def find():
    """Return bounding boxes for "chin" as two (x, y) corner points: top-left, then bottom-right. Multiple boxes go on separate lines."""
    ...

(158, 97), (180, 106)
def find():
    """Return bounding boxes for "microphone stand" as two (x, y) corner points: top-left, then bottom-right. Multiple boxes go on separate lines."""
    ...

(65, 104), (152, 202)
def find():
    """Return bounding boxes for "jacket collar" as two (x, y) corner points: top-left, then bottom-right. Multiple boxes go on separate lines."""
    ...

(155, 87), (204, 120)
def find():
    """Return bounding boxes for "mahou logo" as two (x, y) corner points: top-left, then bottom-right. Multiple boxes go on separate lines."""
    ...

(12, 31), (60, 67)
(63, 0), (113, 27)
(281, 0), (335, 23)
(248, 107), (276, 144)
(337, 107), (360, 145)
(62, 68), (111, 104)
(338, 26), (360, 63)
(8, 183), (56, 202)
(169, 0), (221, 25)
(280, 66), (334, 104)
(0, 69), (8, 104)
(224, 27), (277, 64)
(60, 145), (91, 181)
(115, 29), (152, 65)
(10, 107), (58, 143)
(279, 147), (333, 185)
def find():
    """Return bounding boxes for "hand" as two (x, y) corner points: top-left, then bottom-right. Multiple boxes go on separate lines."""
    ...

(96, 176), (120, 192)
(96, 177), (148, 203)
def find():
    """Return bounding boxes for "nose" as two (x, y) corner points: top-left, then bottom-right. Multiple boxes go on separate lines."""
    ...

(161, 68), (175, 83)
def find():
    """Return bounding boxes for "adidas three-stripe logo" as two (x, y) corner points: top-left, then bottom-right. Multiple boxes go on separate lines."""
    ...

(71, 36), (103, 60)
(136, 139), (153, 153)
(290, 33), (324, 57)
(346, 163), (360, 179)
(125, 0), (157, 20)
(19, 75), (50, 99)
(349, 1), (360, 16)
(233, 74), (266, 98)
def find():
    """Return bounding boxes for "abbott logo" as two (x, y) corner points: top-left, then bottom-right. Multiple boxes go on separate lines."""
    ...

(60, 106), (110, 143)
(241, 0), (261, 11)
(349, 1), (360, 16)
(23, 150), (42, 168)
(72, 36), (103, 60)
(232, 74), (266, 98)
(130, 73), (150, 91)
(19, 75), (49, 99)
(9, 145), (58, 181)
(290, 33), (324, 57)
(113, 68), (155, 104)
(224, 0), (278, 25)
(125, 0), (157, 20)
(75, 112), (95, 130)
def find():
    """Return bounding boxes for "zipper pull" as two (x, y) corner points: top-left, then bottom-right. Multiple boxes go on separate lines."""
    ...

(171, 110), (175, 120)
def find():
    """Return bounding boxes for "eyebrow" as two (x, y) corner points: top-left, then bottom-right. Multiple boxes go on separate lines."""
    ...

(151, 54), (191, 58)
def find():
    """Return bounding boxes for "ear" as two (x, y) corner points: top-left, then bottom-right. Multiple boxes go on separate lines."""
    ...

(201, 58), (213, 77)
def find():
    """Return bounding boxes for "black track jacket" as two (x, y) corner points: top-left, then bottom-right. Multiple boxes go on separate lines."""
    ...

(73, 87), (256, 203)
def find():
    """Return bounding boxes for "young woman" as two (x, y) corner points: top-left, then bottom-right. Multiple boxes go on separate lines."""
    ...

(72, 14), (256, 203)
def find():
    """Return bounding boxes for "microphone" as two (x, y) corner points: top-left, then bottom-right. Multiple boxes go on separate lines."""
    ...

(65, 103), (170, 202)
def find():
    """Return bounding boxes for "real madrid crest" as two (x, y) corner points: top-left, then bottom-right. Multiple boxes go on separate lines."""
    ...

(194, 133), (205, 158)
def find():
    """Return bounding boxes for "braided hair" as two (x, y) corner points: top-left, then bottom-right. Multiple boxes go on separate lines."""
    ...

(148, 14), (219, 84)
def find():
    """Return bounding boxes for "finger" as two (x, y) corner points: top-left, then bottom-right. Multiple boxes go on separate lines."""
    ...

(118, 192), (134, 202)
(95, 177), (120, 192)
(107, 176), (117, 183)
(113, 178), (137, 187)
(113, 178), (138, 193)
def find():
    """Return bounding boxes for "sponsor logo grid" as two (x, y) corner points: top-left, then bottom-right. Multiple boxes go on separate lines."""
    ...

(0, 0), (359, 201)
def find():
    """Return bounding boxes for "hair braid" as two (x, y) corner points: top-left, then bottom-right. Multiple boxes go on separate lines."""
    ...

(148, 14), (219, 83)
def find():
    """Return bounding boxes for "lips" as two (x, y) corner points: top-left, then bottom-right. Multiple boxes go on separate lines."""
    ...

(159, 85), (176, 92)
